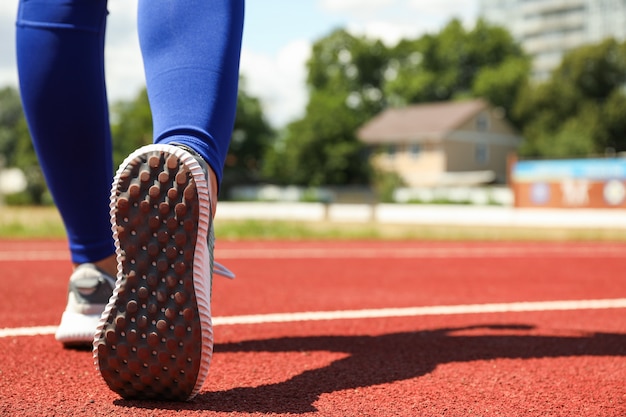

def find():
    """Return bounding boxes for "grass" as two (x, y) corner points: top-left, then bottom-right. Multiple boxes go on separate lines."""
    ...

(1, 205), (625, 242)
(0, 206), (66, 238)
(216, 219), (626, 242)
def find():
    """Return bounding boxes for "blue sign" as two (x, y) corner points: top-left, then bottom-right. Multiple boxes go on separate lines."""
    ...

(513, 158), (626, 182)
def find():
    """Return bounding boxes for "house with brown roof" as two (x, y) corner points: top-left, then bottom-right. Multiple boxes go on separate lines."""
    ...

(358, 99), (523, 186)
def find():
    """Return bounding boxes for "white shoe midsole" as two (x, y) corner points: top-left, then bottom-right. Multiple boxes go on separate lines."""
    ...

(55, 311), (102, 343)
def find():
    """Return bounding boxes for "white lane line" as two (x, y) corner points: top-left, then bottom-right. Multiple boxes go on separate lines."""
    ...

(212, 298), (626, 325)
(0, 325), (59, 338)
(2, 298), (626, 338)
(215, 246), (626, 259)
(0, 251), (69, 261)
(0, 245), (624, 261)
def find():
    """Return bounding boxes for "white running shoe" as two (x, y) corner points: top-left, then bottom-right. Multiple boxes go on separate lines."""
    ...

(55, 263), (116, 346)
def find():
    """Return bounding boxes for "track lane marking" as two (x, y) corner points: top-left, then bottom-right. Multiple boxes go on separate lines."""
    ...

(2, 298), (626, 338)
(0, 251), (70, 261)
(215, 246), (626, 259)
(0, 325), (59, 337)
(212, 298), (626, 325)
(0, 245), (625, 261)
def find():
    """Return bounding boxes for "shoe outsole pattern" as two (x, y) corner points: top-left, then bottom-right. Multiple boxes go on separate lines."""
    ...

(93, 144), (214, 401)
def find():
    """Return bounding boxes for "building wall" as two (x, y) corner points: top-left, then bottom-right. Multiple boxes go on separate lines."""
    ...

(370, 143), (446, 187)
(371, 137), (520, 186)
(444, 108), (521, 182)
(369, 107), (522, 186)
(479, 0), (626, 80)
(443, 137), (517, 183)
(455, 107), (518, 136)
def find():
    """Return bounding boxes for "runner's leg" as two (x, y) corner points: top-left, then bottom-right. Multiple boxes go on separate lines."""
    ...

(16, 0), (114, 264)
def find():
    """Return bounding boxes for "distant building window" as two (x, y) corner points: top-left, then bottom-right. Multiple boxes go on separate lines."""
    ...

(409, 143), (421, 159)
(475, 113), (490, 131)
(475, 143), (489, 165)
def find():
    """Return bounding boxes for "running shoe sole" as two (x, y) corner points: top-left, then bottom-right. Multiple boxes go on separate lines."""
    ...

(93, 144), (214, 401)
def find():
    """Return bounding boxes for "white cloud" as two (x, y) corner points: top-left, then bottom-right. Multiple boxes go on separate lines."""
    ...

(319, 0), (396, 14)
(326, 0), (479, 44)
(345, 20), (422, 46)
(407, 0), (478, 27)
(103, 1), (145, 103)
(0, 67), (17, 91)
(240, 39), (311, 128)
(0, 2), (18, 89)
(320, 0), (477, 22)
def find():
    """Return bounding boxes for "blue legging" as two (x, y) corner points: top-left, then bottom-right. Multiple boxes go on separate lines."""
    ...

(16, 0), (244, 264)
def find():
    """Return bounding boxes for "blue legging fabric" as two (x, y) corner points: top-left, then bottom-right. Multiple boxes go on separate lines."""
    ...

(16, 0), (244, 264)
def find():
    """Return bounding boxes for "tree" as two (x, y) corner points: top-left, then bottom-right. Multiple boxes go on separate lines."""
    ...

(0, 86), (50, 204)
(0, 87), (28, 168)
(307, 28), (389, 118)
(472, 56), (530, 127)
(265, 29), (386, 186)
(110, 88), (153, 169)
(385, 18), (528, 115)
(557, 38), (626, 99)
(602, 90), (626, 152)
(514, 38), (626, 157)
(221, 77), (274, 197)
(265, 90), (371, 186)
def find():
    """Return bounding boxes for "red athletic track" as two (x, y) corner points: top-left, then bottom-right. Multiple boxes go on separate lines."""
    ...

(1, 239), (625, 416)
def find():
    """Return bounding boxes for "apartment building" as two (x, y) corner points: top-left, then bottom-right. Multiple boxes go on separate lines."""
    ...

(479, 0), (626, 79)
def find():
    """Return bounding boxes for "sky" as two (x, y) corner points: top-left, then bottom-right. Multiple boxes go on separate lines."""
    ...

(0, 0), (478, 128)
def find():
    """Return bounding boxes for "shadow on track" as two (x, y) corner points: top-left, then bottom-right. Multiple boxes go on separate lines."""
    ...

(115, 324), (626, 413)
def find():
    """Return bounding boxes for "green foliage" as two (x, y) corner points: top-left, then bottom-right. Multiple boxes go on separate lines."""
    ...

(110, 88), (153, 169)
(556, 39), (626, 99)
(0, 86), (50, 204)
(229, 81), (274, 173)
(215, 219), (387, 241)
(265, 89), (371, 186)
(0, 87), (36, 170)
(603, 91), (626, 151)
(0, 87), (24, 166)
(221, 78), (274, 198)
(372, 169), (405, 203)
(307, 28), (389, 117)
(385, 18), (527, 112)
(515, 38), (626, 158)
(265, 29), (383, 186)
(472, 56), (530, 127)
